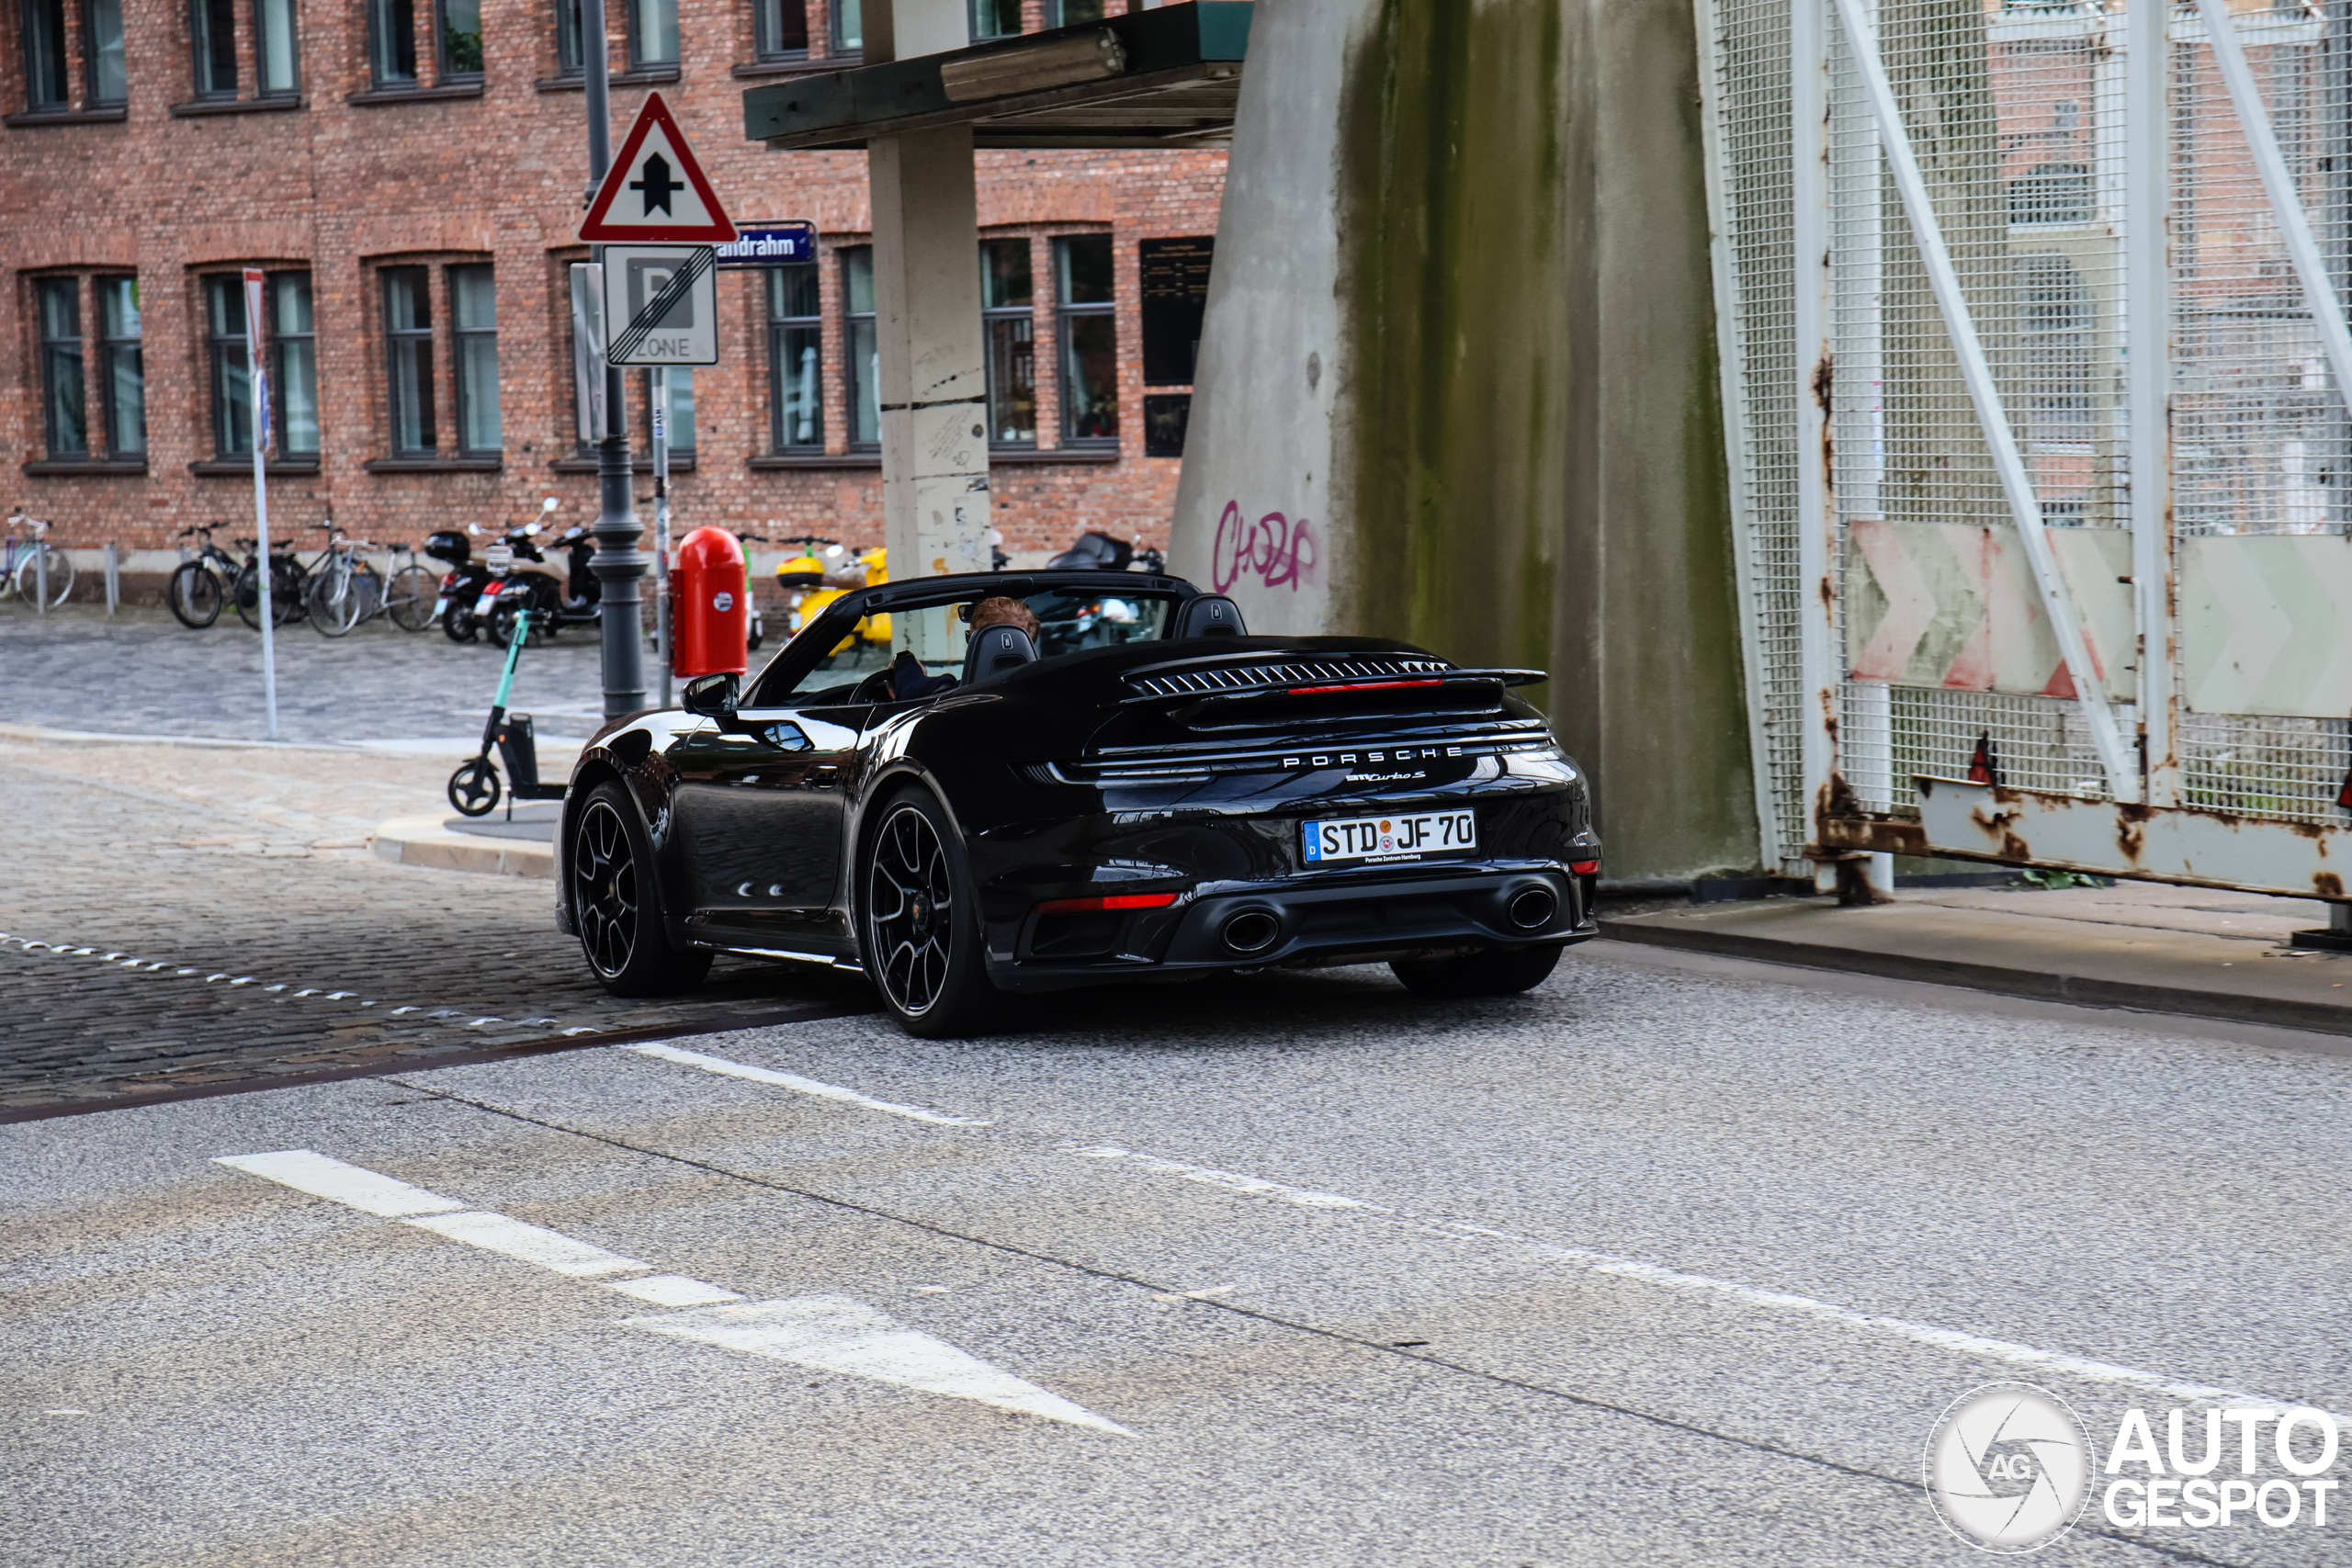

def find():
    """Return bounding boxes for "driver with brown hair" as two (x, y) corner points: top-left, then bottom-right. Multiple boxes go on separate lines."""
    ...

(880, 595), (1043, 699)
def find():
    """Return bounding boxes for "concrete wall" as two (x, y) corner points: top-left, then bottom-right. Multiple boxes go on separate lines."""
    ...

(1173, 0), (1760, 882)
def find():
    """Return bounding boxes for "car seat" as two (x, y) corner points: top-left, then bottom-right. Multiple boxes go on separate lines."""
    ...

(964, 624), (1038, 686)
(1173, 595), (1247, 638)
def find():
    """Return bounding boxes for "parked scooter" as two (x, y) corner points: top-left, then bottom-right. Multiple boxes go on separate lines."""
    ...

(483, 499), (606, 649)
(447, 607), (571, 818)
(426, 527), (495, 644)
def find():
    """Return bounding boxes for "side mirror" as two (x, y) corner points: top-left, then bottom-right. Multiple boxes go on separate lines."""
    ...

(526, 523), (542, 536)
(683, 671), (741, 724)
(469, 524), (481, 536)
(542, 496), (560, 513)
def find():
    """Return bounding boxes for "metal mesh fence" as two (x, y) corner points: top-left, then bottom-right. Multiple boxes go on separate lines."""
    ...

(1709, 0), (2352, 843)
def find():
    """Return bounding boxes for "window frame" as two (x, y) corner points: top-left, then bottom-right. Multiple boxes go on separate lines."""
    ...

(842, 244), (879, 451)
(640, 367), (695, 457)
(829, 0), (859, 54)
(449, 263), (500, 457)
(627, 0), (677, 68)
(254, 0), (300, 93)
(1047, 0), (1105, 24)
(553, 0), (582, 74)
(190, 0), (241, 97)
(96, 274), (143, 458)
(978, 236), (1037, 450)
(752, 0), (808, 60)
(21, 0), (70, 110)
(766, 262), (823, 454)
(436, 0), (483, 78)
(36, 276), (87, 459)
(380, 265), (437, 457)
(1053, 233), (1119, 447)
(84, 0), (127, 105)
(968, 0), (1019, 41)
(269, 272), (319, 457)
(202, 275), (256, 457)
(368, 0), (421, 85)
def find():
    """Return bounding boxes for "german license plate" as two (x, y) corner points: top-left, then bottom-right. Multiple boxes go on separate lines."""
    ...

(1300, 809), (1476, 866)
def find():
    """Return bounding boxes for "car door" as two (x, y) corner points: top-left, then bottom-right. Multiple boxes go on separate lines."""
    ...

(665, 706), (861, 947)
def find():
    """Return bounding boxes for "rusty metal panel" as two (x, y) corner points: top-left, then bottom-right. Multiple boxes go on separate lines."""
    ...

(2180, 535), (2352, 717)
(1916, 774), (2352, 899)
(1844, 519), (2136, 701)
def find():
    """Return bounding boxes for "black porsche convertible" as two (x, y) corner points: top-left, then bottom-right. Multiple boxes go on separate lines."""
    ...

(556, 569), (1601, 1035)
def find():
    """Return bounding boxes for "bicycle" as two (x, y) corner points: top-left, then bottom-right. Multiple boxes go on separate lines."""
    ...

(232, 539), (304, 631)
(303, 528), (386, 638)
(165, 523), (247, 629)
(1, 512), (74, 611)
(384, 545), (438, 633)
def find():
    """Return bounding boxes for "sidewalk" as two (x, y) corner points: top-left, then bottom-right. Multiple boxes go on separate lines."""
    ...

(1604, 878), (2352, 1036)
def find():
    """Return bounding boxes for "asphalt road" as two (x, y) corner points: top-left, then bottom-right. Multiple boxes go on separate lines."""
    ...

(9, 942), (2349, 1566)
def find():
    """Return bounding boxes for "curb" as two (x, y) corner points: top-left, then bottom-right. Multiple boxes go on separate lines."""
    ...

(371, 814), (555, 880)
(1599, 916), (2352, 1040)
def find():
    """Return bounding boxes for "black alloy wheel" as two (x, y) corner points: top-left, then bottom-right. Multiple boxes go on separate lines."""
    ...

(571, 781), (712, 997)
(1390, 943), (1565, 998)
(862, 790), (999, 1037)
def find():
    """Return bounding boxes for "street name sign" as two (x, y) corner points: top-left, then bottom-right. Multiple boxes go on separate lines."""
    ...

(581, 93), (737, 244)
(601, 244), (718, 366)
(713, 221), (817, 267)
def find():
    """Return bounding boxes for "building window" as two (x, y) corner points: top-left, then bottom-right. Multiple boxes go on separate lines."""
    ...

(831, 0), (859, 52)
(1049, 0), (1104, 21)
(370, 0), (419, 83)
(767, 263), (822, 451)
(271, 274), (320, 455)
(257, 0), (299, 90)
(642, 367), (694, 454)
(382, 266), (436, 455)
(754, 0), (806, 56)
(451, 265), (500, 454)
(842, 245), (879, 447)
(192, 0), (238, 94)
(554, 0), (581, 73)
(629, 0), (676, 65)
(96, 276), (143, 457)
(970, 0), (1018, 39)
(1055, 234), (1117, 443)
(36, 279), (85, 457)
(204, 276), (254, 456)
(22, 0), (70, 109)
(980, 238), (1036, 447)
(439, 0), (483, 74)
(85, 0), (126, 102)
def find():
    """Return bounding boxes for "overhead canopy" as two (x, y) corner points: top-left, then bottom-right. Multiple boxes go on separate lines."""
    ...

(742, 1), (1251, 152)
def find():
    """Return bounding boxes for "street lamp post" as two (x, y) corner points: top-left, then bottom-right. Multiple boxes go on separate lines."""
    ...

(582, 0), (650, 716)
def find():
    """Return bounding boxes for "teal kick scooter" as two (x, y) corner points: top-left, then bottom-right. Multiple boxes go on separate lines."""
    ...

(447, 607), (571, 818)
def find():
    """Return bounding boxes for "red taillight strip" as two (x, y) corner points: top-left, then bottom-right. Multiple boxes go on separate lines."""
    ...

(1283, 679), (1447, 696)
(1033, 892), (1182, 915)
(1570, 860), (1600, 875)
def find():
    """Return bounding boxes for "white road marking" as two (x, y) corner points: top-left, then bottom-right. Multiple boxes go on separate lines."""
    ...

(626, 1043), (993, 1127)
(403, 1212), (650, 1279)
(628, 1295), (1130, 1435)
(214, 1151), (464, 1218)
(1070, 1146), (1382, 1211)
(605, 1274), (743, 1307)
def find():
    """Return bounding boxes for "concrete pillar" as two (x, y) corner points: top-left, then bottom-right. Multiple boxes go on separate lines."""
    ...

(871, 0), (991, 663)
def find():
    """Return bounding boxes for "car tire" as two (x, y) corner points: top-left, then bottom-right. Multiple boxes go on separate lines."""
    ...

(571, 780), (713, 998)
(1390, 943), (1564, 998)
(859, 786), (1001, 1038)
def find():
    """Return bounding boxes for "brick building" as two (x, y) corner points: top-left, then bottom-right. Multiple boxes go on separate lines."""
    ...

(0, 0), (1224, 592)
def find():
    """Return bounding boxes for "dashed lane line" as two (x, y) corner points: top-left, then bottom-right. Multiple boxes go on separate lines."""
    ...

(627, 1043), (993, 1127)
(612, 1042), (2352, 1437)
(211, 1149), (1128, 1435)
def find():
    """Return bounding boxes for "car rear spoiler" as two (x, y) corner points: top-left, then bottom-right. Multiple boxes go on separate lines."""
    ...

(1119, 666), (1547, 705)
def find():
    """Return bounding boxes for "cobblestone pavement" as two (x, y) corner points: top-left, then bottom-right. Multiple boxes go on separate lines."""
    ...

(0, 731), (868, 1112)
(0, 604), (620, 745)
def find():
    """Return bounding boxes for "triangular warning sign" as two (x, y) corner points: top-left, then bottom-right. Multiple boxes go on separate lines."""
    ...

(581, 93), (737, 243)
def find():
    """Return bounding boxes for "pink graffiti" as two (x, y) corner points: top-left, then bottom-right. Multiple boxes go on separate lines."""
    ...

(1211, 501), (1320, 594)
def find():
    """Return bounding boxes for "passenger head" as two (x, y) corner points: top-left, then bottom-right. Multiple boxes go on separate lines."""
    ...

(967, 595), (1041, 640)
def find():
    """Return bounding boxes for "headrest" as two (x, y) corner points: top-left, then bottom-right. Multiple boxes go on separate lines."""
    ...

(1174, 595), (1247, 638)
(963, 624), (1037, 687)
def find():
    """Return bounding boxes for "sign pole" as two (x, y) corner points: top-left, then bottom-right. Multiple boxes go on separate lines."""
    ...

(243, 267), (279, 742)
(581, 0), (648, 717)
(650, 365), (673, 708)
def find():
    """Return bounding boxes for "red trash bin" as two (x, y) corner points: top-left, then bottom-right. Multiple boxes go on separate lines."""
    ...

(673, 526), (749, 678)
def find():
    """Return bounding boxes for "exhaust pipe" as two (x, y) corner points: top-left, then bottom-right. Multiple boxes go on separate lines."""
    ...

(1221, 909), (1282, 953)
(1507, 886), (1556, 931)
